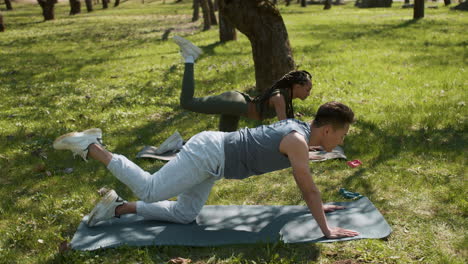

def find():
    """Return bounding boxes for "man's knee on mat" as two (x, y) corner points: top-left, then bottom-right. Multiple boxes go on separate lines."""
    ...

(173, 207), (199, 224)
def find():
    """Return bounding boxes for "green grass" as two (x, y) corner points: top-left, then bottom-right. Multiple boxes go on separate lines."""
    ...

(0, 1), (467, 263)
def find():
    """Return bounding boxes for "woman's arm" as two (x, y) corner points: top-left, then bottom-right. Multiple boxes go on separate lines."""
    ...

(269, 93), (288, 121)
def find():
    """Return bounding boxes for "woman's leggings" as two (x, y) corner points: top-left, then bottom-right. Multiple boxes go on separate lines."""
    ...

(180, 63), (249, 132)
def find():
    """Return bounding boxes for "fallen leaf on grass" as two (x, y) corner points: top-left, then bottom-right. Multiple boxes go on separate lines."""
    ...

(33, 164), (46, 172)
(58, 241), (71, 253)
(169, 257), (191, 264)
(333, 260), (359, 264)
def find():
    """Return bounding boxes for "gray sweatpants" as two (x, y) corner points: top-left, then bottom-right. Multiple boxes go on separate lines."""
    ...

(107, 131), (226, 224)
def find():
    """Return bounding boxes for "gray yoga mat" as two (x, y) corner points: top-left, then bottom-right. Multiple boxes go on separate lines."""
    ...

(136, 145), (347, 162)
(70, 197), (391, 251)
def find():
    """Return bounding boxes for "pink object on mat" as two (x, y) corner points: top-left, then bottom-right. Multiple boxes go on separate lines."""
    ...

(347, 160), (362, 168)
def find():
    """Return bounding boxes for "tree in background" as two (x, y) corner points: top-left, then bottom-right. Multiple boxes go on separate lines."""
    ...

(102, 0), (109, 9)
(115, 0), (121, 7)
(444, 0), (451, 6)
(85, 0), (93, 11)
(5, 0), (13, 10)
(324, 0), (332, 9)
(300, 0), (306, 7)
(218, 0), (236, 42)
(192, 0), (200, 21)
(414, 0), (424, 19)
(0, 12), (4, 32)
(38, 0), (58, 20)
(355, 0), (392, 8)
(208, 0), (217, 25)
(220, 0), (295, 92)
(200, 0), (211, 30)
(69, 0), (81, 15)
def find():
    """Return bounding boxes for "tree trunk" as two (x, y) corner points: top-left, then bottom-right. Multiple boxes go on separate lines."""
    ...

(213, 0), (218, 11)
(5, 0), (13, 10)
(324, 0), (332, 9)
(300, 0), (306, 7)
(200, 0), (211, 31)
(102, 0), (108, 9)
(285, 0), (291, 6)
(38, 0), (57, 21)
(218, 3), (236, 42)
(413, 0), (424, 19)
(85, 0), (93, 11)
(114, 0), (121, 6)
(192, 0), (200, 22)
(208, 0), (217, 25)
(69, 0), (81, 15)
(220, 0), (295, 92)
(443, 0), (450, 5)
(0, 13), (4, 32)
(404, 0), (409, 4)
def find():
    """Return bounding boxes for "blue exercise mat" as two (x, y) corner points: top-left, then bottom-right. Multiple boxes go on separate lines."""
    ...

(70, 197), (391, 251)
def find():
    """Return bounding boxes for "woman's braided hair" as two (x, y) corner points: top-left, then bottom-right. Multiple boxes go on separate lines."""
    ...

(253, 70), (312, 119)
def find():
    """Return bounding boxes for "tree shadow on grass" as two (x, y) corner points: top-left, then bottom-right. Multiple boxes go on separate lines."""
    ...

(339, 106), (465, 197)
(47, 242), (320, 263)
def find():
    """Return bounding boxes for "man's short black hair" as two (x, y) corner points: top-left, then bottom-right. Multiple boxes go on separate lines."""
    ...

(313, 101), (354, 129)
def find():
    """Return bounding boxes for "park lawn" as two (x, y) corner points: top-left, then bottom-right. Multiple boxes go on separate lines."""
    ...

(0, 1), (466, 263)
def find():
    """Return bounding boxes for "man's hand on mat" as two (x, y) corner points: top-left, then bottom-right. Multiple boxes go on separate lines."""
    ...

(309, 146), (324, 151)
(325, 227), (359, 239)
(309, 152), (325, 160)
(323, 204), (345, 212)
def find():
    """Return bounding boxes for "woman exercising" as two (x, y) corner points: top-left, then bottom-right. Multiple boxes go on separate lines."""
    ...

(174, 36), (313, 132)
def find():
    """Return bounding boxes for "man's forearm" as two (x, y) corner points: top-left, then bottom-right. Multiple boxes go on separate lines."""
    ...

(303, 189), (331, 236)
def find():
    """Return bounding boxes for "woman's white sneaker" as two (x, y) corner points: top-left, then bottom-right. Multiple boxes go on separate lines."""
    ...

(87, 189), (126, 227)
(53, 128), (103, 161)
(173, 35), (203, 61)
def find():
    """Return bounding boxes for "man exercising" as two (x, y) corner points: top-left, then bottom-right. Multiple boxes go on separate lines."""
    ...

(54, 101), (358, 239)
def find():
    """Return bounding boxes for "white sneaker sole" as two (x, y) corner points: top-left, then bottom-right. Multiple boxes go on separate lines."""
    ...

(53, 128), (102, 150)
(173, 36), (203, 57)
(87, 190), (118, 227)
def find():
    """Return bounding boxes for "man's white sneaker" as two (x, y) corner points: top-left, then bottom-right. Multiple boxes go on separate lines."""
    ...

(53, 128), (103, 161)
(173, 35), (203, 61)
(87, 189), (125, 227)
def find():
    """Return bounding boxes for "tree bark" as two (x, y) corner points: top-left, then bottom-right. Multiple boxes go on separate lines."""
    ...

(102, 0), (108, 9)
(69, 0), (81, 15)
(218, 2), (236, 42)
(324, 0), (332, 9)
(443, 0), (450, 6)
(200, 0), (211, 31)
(0, 13), (5, 32)
(220, 0), (295, 92)
(38, 0), (57, 21)
(285, 0), (291, 6)
(192, 0), (200, 22)
(413, 0), (424, 19)
(114, 0), (121, 7)
(5, 0), (13, 10)
(404, 0), (409, 4)
(208, 0), (217, 25)
(85, 0), (93, 11)
(300, 0), (306, 7)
